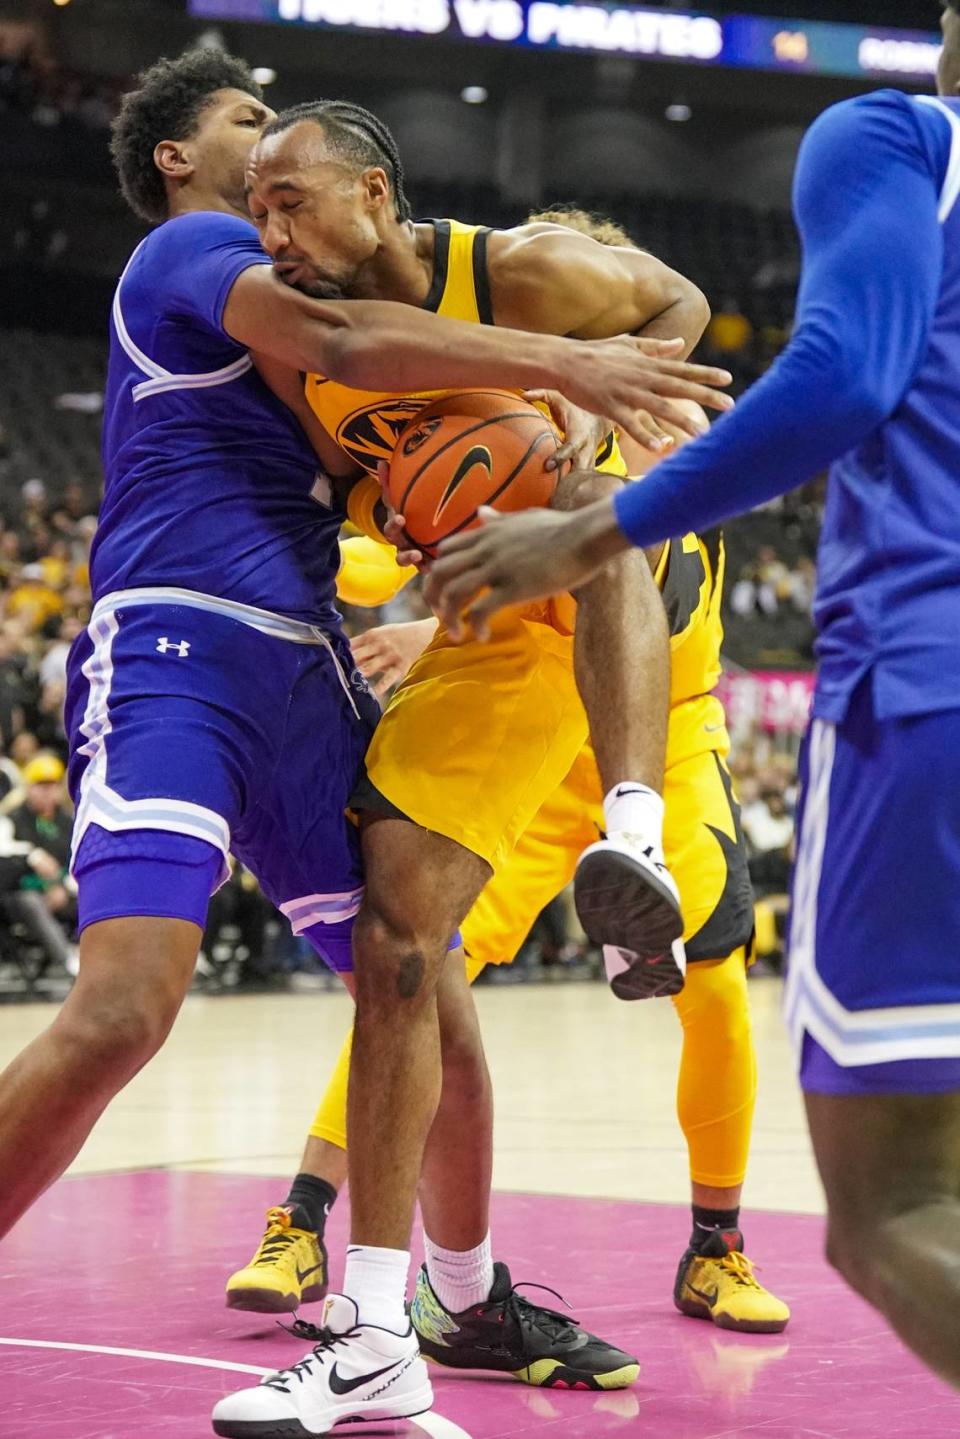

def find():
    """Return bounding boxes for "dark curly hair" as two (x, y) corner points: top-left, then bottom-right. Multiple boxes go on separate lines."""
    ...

(264, 101), (412, 222)
(110, 49), (262, 225)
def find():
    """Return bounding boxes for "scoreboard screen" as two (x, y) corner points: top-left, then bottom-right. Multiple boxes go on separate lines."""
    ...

(187, 1), (942, 84)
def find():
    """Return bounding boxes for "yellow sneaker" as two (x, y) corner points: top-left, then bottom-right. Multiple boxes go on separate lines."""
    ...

(225, 1206), (327, 1314)
(673, 1230), (790, 1334)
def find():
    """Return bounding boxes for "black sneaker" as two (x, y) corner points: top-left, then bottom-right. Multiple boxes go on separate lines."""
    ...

(409, 1261), (640, 1390)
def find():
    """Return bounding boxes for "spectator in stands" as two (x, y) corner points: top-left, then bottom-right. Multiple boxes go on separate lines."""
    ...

(787, 554), (816, 615)
(707, 297), (754, 358)
(8, 752), (72, 868)
(6, 562), (63, 631)
(8, 730), (40, 777)
(0, 752), (75, 976)
(0, 528), (21, 580)
(200, 863), (277, 987)
(705, 297), (754, 385)
(729, 544), (816, 623)
(730, 553), (779, 617)
(742, 786), (793, 857)
(0, 629), (28, 750)
(39, 536), (72, 591)
(50, 482), (96, 535)
(0, 744), (19, 804)
(39, 614), (82, 691)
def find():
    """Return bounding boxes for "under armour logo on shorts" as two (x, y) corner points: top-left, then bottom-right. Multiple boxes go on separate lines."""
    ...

(156, 637), (190, 657)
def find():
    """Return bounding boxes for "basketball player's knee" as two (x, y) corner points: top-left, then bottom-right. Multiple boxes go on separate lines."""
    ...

(675, 958), (751, 1045)
(553, 467), (621, 515)
(55, 981), (178, 1077)
(824, 1191), (915, 1302)
(353, 900), (450, 1009)
(826, 1215), (902, 1310)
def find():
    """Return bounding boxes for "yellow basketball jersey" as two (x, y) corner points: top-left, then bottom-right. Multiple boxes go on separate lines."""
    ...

(304, 219), (494, 476)
(317, 217), (727, 738)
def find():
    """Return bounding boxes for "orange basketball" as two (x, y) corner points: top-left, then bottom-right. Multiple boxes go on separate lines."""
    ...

(387, 390), (560, 557)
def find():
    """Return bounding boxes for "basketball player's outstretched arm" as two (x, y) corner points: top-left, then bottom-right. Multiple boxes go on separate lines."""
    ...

(427, 90), (948, 628)
(221, 266), (733, 454)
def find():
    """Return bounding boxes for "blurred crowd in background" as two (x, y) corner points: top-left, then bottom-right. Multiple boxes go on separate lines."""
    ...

(0, 44), (119, 133)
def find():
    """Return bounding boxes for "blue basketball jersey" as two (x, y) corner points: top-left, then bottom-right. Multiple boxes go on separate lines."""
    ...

(614, 90), (960, 723)
(94, 210), (342, 625)
(815, 96), (960, 721)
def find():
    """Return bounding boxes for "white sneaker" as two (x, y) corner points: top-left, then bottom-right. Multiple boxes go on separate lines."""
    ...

(211, 1294), (433, 1437)
(604, 937), (687, 1001)
(575, 832), (684, 971)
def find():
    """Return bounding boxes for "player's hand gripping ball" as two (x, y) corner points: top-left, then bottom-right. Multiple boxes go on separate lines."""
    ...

(386, 390), (561, 558)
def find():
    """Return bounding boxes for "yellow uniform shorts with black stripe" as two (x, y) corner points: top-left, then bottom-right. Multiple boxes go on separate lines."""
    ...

(356, 607), (588, 873)
(462, 698), (755, 968)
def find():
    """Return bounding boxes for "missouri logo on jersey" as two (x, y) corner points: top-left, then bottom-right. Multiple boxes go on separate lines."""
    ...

(333, 397), (430, 473)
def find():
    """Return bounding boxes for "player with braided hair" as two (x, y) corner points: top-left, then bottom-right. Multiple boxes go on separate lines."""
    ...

(216, 103), (737, 1435)
(266, 99), (414, 223)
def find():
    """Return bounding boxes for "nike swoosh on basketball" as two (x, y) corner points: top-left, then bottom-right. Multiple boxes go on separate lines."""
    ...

(297, 1263), (323, 1283)
(328, 1359), (404, 1396)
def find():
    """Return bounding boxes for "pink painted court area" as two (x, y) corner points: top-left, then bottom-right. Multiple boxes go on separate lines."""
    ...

(2, 1170), (957, 1439)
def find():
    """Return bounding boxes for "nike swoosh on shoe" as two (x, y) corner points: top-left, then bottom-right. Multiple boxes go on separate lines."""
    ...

(328, 1359), (404, 1396)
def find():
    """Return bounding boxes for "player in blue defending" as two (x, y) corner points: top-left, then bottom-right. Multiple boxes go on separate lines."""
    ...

(427, 8), (960, 1388)
(0, 43), (727, 1407)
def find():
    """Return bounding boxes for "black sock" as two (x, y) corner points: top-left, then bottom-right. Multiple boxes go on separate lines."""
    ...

(690, 1205), (741, 1253)
(284, 1173), (338, 1235)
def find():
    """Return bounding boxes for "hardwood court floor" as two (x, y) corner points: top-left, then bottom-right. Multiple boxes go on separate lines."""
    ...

(0, 975), (817, 1211)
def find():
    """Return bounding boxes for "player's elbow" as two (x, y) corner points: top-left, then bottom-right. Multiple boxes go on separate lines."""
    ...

(663, 279), (710, 354)
(314, 327), (380, 390)
(281, 296), (376, 387)
(842, 373), (896, 435)
(685, 282), (711, 342)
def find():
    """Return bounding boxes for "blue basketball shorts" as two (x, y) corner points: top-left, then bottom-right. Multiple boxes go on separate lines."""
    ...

(64, 588), (379, 973)
(786, 677), (960, 1095)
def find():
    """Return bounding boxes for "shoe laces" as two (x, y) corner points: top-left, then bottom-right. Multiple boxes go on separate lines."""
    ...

(715, 1251), (763, 1290)
(253, 1207), (301, 1267)
(497, 1281), (580, 1351)
(262, 1324), (360, 1393)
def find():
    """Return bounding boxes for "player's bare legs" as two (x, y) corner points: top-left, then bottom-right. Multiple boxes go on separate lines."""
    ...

(226, 943), (492, 1315)
(417, 949), (494, 1250)
(555, 467), (683, 994)
(287, 947), (492, 1250)
(347, 817), (491, 1270)
(555, 468), (670, 802)
(298, 1134), (348, 1190)
(806, 1090), (960, 1388)
(0, 916), (199, 1238)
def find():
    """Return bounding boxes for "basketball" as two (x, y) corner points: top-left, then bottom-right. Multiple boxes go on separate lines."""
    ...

(386, 389), (561, 556)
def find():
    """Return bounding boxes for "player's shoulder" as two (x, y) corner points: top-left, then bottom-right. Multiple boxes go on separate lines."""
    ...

(807, 89), (950, 162)
(138, 211), (261, 267)
(486, 221), (625, 288)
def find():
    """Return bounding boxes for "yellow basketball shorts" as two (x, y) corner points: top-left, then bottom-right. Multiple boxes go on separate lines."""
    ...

(462, 724), (755, 968)
(354, 608), (588, 872)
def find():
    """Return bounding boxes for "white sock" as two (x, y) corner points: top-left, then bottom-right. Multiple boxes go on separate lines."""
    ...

(603, 782), (664, 847)
(423, 1231), (495, 1314)
(343, 1244), (410, 1332)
